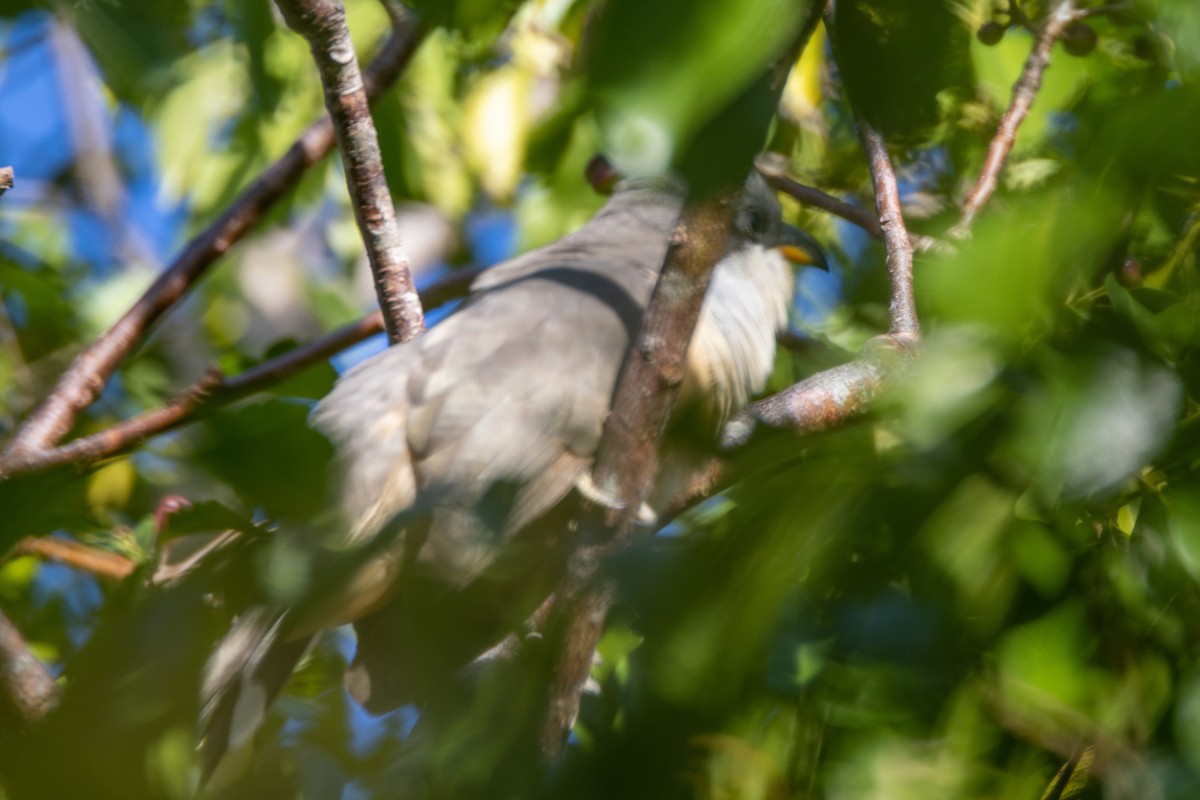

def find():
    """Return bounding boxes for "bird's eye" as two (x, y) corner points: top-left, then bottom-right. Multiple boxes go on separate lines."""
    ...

(746, 208), (769, 236)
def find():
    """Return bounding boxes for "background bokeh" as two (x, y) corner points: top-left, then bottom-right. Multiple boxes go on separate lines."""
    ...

(1, 0), (1200, 798)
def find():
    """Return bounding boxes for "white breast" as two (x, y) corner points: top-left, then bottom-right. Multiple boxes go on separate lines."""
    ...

(685, 245), (794, 423)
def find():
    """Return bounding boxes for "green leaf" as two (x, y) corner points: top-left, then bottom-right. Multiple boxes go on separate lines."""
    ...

(69, 1), (196, 105)
(192, 399), (334, 522)
(997, 601), (1096, 717)
(837, 0), (972, 145)
(256, 338), (339, 401)
(0, 261), (79, 362)
(585, 0), (807, 187)
(227, 0), (284, 113)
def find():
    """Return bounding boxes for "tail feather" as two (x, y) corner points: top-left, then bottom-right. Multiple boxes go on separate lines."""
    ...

(199, 608), (313, 789)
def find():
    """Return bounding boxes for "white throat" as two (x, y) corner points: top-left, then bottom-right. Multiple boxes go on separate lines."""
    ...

(685, 245), (794, 423)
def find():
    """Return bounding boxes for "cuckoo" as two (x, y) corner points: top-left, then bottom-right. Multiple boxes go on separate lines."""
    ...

(199, 171), (827, 782)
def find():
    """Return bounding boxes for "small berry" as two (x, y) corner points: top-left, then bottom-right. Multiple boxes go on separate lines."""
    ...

(977, 20), (1005, 46)
(1061, 22), (1097, 57)
(585, 155), (619, 195)
(1117, 257), (1142, 287)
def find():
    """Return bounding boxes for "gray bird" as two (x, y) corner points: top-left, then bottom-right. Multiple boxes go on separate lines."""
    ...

(198, 171), (826, 783)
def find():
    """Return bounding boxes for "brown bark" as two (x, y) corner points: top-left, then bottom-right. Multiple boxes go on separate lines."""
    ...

(275, 0), (424, 344)
(0, 17), (423, 462)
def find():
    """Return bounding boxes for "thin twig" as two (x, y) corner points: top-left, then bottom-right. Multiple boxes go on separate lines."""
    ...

(2, 368), (226, 479)
(858, 122), (919, 339)
(0, 610), (57, 736)
(757, 160), (946, 255)
(0, 268), (478, 480)
(1073, 3), (1129, 20)
(276, 0), (424, 345)
(818, 0), (919, 339)
(0, 18), (424, 461)
(462, 593), (558, 678)
(954, 0), (1078, 234)
(538, 7), (831, 753)
(10, 536), (136, 581)
(1159, 203), (1200, 283)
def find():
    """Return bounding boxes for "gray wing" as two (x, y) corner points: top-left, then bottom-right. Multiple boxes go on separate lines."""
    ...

(311, 184), (681, 585)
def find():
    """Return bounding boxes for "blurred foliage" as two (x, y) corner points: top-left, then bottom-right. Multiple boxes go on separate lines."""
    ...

(583, 0), (804, 189)
(0, 0), (1199, 798)
(834, 0), (972, 144)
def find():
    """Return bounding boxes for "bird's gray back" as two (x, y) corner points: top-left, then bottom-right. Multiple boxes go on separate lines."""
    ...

(311, 184), (684, 581)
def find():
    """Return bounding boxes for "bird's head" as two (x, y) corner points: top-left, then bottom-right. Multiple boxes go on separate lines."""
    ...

(685, 172), (830, 424)
(732, 172), (829, 272)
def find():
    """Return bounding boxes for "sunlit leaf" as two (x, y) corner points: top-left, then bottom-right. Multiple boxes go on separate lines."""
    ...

(971, 25), (1090, 154)
(462, 65), (533, 201)
(86, 459), (136, 512)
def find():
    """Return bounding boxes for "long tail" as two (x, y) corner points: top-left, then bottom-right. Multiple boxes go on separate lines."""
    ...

(198, 608), (313, 789)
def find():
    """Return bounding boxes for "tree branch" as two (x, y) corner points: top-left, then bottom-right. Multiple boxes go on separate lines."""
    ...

(724, 356), (888, 448)
(0, 15), (424, 461)
(540, 192), (737, 758)
(10, 536), (135, 581)
(537, 6), (840, 753)
(818, 1), (918, 340)
(954, 0), (1078, 234)
(725, 2), (922, 445)
(276, 0), (424, 345)
(858, 122), (919, 340)
(0, 267), (478, 481)
(1073, 3), (1130, 19)
(756, 158), (946, 255)
(0, 610), (57, 738)
(737, 0), (1089, 442)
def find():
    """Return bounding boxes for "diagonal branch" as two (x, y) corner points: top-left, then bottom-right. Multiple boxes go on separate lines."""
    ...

(723, 356), (889, 448)
(276, 0), (424, 345)
(756, 158), (946, 255)
(9, 536), (135, 581)
(954, 0), (1078, 234)
(538, 5), (832, 755)
(747, 0), (1092, 439)
(540, 191), (737, 758)
(823, 0), (918, 343)
(0, 15), (424, 461)
(0, 267), (478, 481)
